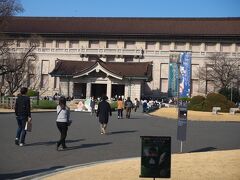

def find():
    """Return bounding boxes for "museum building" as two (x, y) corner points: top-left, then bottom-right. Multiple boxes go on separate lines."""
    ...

(1, 17), (240, 100)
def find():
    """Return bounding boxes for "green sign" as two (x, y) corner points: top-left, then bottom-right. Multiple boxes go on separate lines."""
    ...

(140, 136), (171, 178)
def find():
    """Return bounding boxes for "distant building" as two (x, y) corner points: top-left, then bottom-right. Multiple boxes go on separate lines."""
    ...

(1, 17), (240, 100)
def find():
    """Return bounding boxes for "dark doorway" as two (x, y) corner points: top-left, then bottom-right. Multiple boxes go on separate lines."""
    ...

(112, 84), (125, 98)
(91, 84), (107, 98)
(73, 83), (86, 99)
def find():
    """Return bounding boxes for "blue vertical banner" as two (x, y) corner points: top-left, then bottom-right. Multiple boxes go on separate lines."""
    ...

(179, 52), (192, 98)
(177, 52), (191, 142)
(168, 53), (179, 97)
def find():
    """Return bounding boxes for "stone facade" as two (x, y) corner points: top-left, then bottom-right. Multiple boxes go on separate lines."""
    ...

(1, 17), (240, 100)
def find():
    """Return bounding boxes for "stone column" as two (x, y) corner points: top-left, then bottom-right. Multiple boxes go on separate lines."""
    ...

(86, 82), (91, 98)
(69, 81), (73, 97)
(107, 81), (112, 99)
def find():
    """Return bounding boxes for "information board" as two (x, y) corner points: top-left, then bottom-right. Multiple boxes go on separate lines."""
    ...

(140, 136), (171, 178)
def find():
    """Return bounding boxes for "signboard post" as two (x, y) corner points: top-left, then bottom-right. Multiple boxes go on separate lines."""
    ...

(140, 136), (171, 179)
(176, 52), (192, 152)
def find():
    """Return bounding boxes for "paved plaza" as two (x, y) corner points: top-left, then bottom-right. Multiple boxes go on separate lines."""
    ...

(0, 110), (240, 179)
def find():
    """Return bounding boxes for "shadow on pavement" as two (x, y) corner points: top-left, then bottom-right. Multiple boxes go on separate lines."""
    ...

(25, 139), (85, 147)
(108, 130), (138, 135)
(64, 142), (112, 151)
(0, 166), (65, 179)
(189, 147), (217, 153)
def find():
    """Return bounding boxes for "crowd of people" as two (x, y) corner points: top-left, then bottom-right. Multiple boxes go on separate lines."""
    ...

(14, 89), (143, 150)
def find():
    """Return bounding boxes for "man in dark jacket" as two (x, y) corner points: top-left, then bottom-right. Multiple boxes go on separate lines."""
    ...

(96, 95), (112, 134)
(15, 87), (32, 146)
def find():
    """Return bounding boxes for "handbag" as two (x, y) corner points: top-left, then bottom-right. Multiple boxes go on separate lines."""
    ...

(67, 120), (72, 126)
(25, 121), (32, 132)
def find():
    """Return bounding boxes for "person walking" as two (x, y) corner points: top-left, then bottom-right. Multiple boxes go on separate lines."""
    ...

(117, 97), (124, 119)
(56, 96), (71, 150)
(96, 95), (112, 134)
(125, 97), (133, 118)
(133, 98), (140, 112)
(14, 87), (32, 146)
(90, 96), (96, 115)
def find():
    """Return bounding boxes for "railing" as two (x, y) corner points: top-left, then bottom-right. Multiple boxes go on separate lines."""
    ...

(9, 47), (240, 58)
(0, 97), (37, 109)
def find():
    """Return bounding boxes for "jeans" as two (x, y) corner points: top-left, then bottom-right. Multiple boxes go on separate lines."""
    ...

(117, 109), (123, 118)
(56, 122), (68, 148)
(16, 116), (28, 144)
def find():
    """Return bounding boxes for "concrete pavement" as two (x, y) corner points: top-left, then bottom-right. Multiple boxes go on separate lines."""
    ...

(0, 108), (240, 179)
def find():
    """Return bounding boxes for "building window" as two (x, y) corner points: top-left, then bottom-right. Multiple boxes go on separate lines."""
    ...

(54, 60), (59, 89)
(221, 43), (231, 52)
(69, 41), (79, 48)
(191, 64), (199, 79)
(107, 41), (117, 48)
(160, 63), (169, 78)
(42, 41), (52, 48)
(41, 60), (49, 88)
(41, 74), (49, 88)
(160, 42), (170, 51)
(28, 74), (35, 87)
(160, 78), (168, 92)
(89, 40), (99, 48)
(56, 41), (66, 48)
(191, 79), (199, 95)
(146, 42), (156, 50)
(190, 43), (201, 52)
(175, 43), (185, 51)
(237, 44), (240, 52)
(16, 40), (25, 47)
(125, 41), (135, 49)
(205, 43), (216, 52)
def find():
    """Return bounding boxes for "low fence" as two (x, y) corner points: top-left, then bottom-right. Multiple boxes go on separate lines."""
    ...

(0, 96), (37, 109)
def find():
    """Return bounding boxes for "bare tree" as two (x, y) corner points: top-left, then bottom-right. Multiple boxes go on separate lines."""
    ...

(0, 0), (23, 30)
(1, 38), (38, 95)
(199, 53), (240, 93)
(0, 0), (24, 80)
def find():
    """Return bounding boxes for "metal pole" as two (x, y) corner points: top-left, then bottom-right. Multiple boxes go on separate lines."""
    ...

(180, 141), (183, 153)
(231, 82), (233, 102)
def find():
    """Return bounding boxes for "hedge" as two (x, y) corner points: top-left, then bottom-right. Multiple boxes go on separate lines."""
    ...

(32, 100), (57, 109)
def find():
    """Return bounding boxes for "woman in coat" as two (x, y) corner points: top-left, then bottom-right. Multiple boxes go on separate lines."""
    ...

(96, 95), (112, 134)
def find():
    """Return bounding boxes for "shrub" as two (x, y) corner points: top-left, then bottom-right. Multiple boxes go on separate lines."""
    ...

(110, 101), (117, 111)
(27, 89), (38, 97)
(32, 100), (57, 109)
(188, 95), (205, 111)
(188, 93), (236, 112)
(190, 95), (205, 105)
(203, 93), (235, 112)
(179, 97), (191, 102)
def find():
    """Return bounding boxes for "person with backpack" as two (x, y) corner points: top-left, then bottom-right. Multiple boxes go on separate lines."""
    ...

(124, 97), (133, 118)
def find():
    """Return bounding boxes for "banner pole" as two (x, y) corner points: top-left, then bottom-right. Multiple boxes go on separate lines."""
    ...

(180, 141), (183, 153)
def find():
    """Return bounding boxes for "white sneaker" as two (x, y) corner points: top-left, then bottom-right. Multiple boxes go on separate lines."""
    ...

(19, 143), (24, 147)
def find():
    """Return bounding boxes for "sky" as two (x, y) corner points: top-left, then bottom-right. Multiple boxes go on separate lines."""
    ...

(19, 0), (240, 18)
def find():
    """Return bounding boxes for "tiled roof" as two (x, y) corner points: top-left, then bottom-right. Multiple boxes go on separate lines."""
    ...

(50, 59), (152, 81)
(2, 17), (240, 37)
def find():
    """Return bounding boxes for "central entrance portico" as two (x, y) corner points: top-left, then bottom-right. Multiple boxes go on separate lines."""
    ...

(50, 59), (152, 100)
